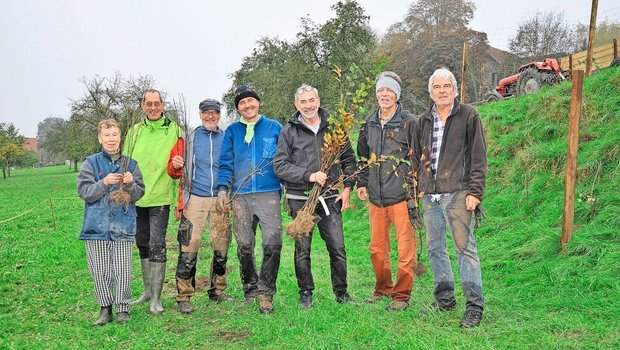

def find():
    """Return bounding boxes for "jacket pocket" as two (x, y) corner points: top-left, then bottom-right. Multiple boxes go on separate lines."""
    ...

(82, 202), (109, 235)
(262, 137), (277, 159)
(110, 204), (137, 240)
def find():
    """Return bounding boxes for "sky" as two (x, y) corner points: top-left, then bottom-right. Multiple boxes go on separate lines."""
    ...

(1, 0), (618, 137)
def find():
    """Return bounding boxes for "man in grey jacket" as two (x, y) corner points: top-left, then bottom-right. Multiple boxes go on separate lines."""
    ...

(273, 84), (356, 308)
(413, 67), (487, 328)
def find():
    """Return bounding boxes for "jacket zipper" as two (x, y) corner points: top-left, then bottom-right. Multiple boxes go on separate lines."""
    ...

(209, 132), (214, 196)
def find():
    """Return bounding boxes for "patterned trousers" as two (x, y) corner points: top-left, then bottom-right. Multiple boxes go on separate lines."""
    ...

(85, 240), (133, 313)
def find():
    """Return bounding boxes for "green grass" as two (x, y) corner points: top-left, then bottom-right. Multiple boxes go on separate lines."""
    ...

(1, 67), (619, 349)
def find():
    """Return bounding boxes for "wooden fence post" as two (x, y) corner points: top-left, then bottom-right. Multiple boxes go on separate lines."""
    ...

(561, 70), (584, 253)
(460, 41), (468, 103)
(585, 0), (598, 76)
(49, 198), (56, 229)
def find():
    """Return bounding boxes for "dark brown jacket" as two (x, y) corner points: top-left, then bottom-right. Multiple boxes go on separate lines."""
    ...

(413, 99), (487, 201)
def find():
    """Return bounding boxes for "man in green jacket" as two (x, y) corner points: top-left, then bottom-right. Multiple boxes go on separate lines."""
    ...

(124, 88), (181, 315)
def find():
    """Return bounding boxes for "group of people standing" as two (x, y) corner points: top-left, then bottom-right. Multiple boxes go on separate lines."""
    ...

(77, 67), (487, 329)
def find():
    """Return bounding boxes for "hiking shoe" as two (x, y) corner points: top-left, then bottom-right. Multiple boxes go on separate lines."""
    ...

(244, 290), (259, 304)
(299, 291), (313, 309)
(93, 306), (113, 326)
(258, 295), (274, 314)
(116, 312), (130, 325)
(177, 300), (193, 314)
(460, 309), (483, 328)
(335, 292), (357, 305)
(386, 300), (409, 311)
(210, 293), (233, 303)
(364, 293), (387, 304)
(421, 300), (457, 314)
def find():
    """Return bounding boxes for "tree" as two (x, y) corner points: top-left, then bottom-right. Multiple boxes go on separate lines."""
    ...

(37, 117), (66, 164)
(573, 19), (620, 52)
(0, 123), (26, 178)
(380, 0), (488, 108)
(224, 0), (378, 123)
(508, 11), (575, 59)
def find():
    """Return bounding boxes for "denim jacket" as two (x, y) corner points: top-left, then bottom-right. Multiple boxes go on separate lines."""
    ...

(77, 151), (145, 241)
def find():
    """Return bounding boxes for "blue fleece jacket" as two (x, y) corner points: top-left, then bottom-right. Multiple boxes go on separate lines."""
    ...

(217, 116), (282, 194)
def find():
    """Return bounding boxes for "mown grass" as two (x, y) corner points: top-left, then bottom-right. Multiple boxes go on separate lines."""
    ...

(1, 67), (619, 349)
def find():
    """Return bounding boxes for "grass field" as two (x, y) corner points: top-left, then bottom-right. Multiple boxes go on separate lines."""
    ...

(1, 67), (619, 349)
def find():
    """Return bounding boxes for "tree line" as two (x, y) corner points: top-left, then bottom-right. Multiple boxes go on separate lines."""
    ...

(18, 0), (619, 174)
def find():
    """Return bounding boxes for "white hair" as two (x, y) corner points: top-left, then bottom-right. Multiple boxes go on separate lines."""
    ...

(428, 68), (459, 97)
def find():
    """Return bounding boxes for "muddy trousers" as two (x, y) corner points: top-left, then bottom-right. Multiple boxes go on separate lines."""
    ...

(175, 195), (231, 301)
(136, 205), (170, 263)
(423, 191), (484, 312)
(368, 201), (416, 302)
(85, 240), (133, 313)
(287, 197), (348, 296)
(232, 191), (283, 299)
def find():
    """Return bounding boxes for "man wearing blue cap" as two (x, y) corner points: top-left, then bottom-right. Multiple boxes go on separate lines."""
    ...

(168, 98), (232, 314)
(216, 86), (283, 314)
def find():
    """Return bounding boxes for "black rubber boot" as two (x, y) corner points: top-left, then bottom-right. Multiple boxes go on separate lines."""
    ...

(93, 306), (113, 326)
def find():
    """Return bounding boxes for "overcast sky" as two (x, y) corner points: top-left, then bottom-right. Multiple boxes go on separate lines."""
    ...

(1, 0), (618, 137)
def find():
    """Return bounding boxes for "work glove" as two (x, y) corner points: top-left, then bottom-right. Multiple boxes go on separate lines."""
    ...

(407, 199), (424, 230)
(216, 190), (229, 213)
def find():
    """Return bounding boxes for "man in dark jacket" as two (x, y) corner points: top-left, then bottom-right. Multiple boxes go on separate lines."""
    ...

(273, 84), (356, 309)
(413, 67), (487, 328)
(356, 71), (417, 311)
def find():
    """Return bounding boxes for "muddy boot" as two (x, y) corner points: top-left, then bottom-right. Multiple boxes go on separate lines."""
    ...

(93, 306), (113, 326)
(149, 262), (166, 315)
(131, 259), (151, 305)
(117, 312), (130, 325)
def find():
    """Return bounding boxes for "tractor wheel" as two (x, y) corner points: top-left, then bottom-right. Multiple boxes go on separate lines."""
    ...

(517, 68), (560, 96)
(487, 94), (499, 102)
(517, 68), (543, 95)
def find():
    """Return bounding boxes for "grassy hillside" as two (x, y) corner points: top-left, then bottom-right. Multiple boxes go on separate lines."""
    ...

(0, 67), (619, 349)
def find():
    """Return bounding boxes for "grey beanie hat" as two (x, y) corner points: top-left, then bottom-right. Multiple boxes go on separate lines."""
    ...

(375, 71), (402, 101)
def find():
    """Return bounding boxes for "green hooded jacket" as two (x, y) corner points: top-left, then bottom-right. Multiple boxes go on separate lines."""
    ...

(124, 115), (180, 207)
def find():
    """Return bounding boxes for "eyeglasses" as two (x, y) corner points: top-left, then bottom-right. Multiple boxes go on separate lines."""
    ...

(296, 85), (314, 95)
(144, 101), (162, 108)
(201, 110), (220, 116)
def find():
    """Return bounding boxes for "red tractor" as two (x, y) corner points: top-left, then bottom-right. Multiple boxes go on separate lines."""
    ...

(487, 58), (566, 101)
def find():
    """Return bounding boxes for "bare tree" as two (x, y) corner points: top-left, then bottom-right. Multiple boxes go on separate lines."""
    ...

(509, 11), (575, 59)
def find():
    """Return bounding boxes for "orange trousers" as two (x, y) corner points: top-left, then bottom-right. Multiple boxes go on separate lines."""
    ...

(368, 201), (416, 301)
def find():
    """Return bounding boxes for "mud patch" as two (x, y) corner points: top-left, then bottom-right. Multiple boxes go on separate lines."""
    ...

(215, 328), (252, 342)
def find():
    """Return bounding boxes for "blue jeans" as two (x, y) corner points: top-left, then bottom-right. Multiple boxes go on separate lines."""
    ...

(423, 191), (484, 312)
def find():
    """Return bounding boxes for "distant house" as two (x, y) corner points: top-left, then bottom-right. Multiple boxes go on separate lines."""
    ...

(24, 137), (44, 162)
(484, 46), (521, 88)
(24, 138), (38, 152)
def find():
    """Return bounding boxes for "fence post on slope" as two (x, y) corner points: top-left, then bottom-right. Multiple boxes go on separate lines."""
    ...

(585, 0), (598, 76)
(460, 41), (469, 103)
(561, 70), (584, 254)
(49, 198), (56, 229)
